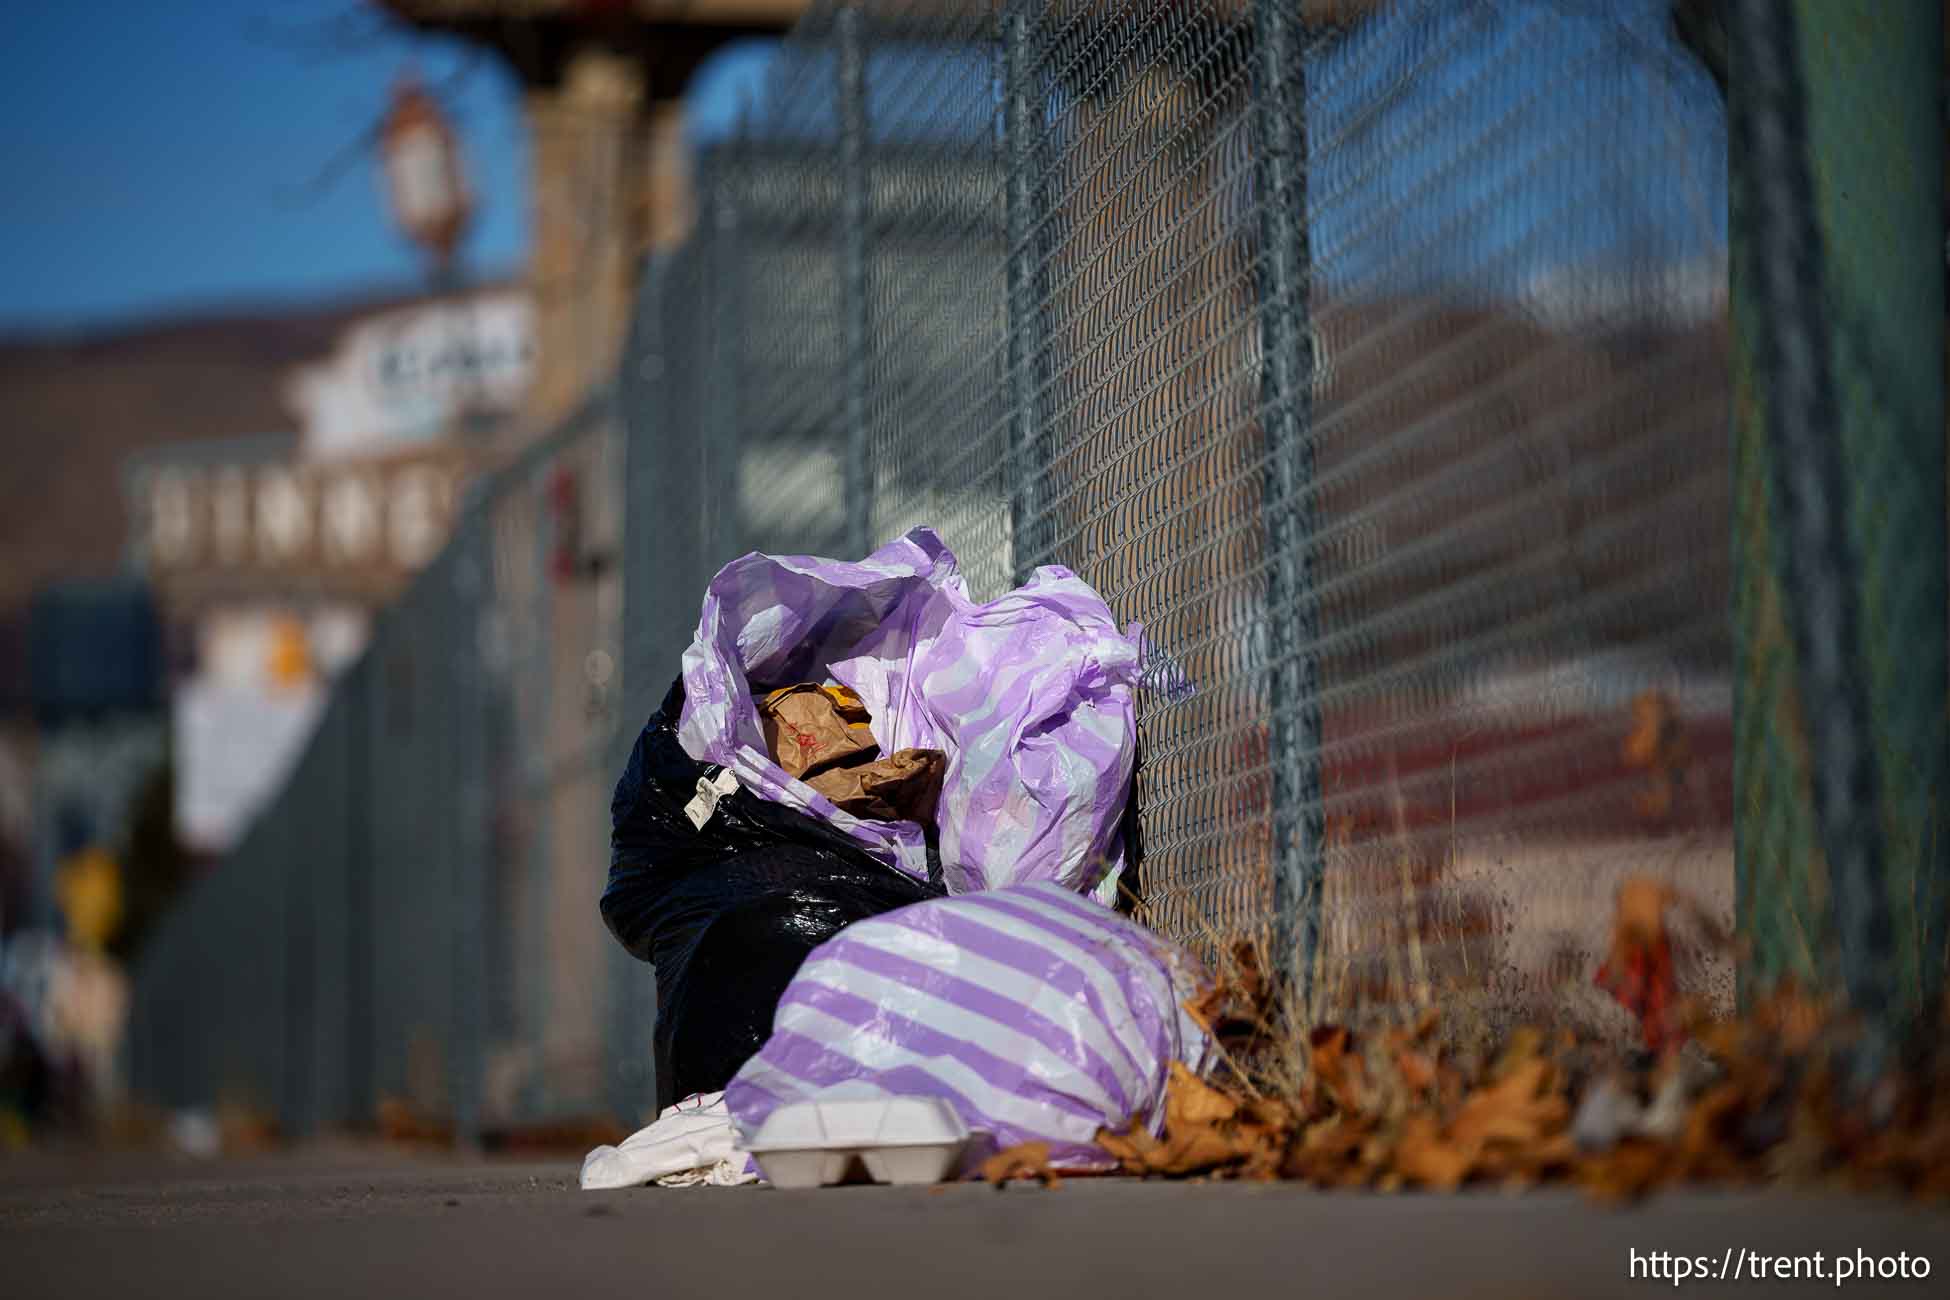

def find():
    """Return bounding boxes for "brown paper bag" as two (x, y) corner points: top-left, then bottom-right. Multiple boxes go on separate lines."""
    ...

(805, 748), (948, 828)
(759, 683), (879, 780)
(760, 683), (946, 827)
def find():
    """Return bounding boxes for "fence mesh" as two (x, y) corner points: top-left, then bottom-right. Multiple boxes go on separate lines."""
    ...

(126, 0), (1944, 1139)
(126, 395), (638, 1139)
(1729, 0), (1946, 1022)
(673, 0), (1738, 1039)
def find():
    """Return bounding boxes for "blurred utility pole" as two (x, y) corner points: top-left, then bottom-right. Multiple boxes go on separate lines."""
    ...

(379, 72), (492, 435)
(374, 1), (808, 441)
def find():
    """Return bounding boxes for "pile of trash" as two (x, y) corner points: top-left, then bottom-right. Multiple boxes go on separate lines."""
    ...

(599, 528), (1175, 1120)
(590, 529), (1946, 1202)
(585, 879), (1209, 1190)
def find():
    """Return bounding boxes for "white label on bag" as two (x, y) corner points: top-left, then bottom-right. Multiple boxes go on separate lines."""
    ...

(684, 768), (741, 830)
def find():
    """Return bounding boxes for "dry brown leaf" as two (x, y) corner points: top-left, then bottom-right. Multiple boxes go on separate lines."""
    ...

(981, 1141), (1062, 1188)
(1580, 1137), (1673, 1204)
(1396, 1049), (1438, 1094)
(1492, 1027), (1546, 1076)
(1095, 1124), (1164, 1173)
(1183, 941), (1269, 1037)
(1516, 1132), (1582, 1177)
(1281, 1114), (1370, 1182)
(1752, 985), (1827, 1055)
(1450, 1057), (1565, 1151)
(1679, 1080), (1751, 1174)
(1310, 1025), (1368, 1110)
(1166, 1060), (1240, 1128)
(1395, 1113), (1471, 1191)
(1100, 1121), (1255, 1177)
(1095, 1062), (1284, 1178)
(1241, 1097), (1295, 1130)
(1119, 959), (1950, 1206)
(1162, 1127), (1265, 1175)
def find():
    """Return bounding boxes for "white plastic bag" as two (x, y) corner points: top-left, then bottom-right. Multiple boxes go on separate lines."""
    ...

(579, 1092), (760, 1190)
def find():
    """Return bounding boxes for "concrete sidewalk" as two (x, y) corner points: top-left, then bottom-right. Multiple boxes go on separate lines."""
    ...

(4, 1148), (1948, 1299)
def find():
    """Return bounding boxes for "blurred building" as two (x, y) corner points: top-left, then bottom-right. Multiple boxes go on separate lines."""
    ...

(122, 286), (538, 857)
(0, 282), (528, 946)
(0, 293), (484, 1124)
(0, 296), (395, 944)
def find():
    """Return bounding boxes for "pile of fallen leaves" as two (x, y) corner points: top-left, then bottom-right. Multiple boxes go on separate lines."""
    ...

(1075, 879), (1950, 1203)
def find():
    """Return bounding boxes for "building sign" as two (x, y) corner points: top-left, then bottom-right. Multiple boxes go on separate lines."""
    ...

(286, 291), (536, 460)
(129, 445), (469, 601)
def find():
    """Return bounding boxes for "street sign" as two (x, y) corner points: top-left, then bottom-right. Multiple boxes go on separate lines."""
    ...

(286, 292), (536, 460)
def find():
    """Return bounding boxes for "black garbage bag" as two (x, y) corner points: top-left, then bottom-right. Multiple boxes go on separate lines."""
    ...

(603, 676), (942, 1111)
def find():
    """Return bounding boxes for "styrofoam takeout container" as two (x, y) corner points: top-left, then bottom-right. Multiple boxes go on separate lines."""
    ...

(745, 1097), (971, 1189)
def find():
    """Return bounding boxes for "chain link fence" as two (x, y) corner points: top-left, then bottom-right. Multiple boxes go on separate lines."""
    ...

(678, 0), (1741, 1039)
(127, 0), (1943, 1141)
(127, 393), (639, 1141)
(1729, 0), (1946, 1029)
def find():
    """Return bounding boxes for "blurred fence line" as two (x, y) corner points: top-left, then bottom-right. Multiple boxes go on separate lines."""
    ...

(128, 0), (1944, 1143)
(128, 388), (639, 1139)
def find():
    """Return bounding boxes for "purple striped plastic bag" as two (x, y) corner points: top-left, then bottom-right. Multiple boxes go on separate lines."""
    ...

(723, 882), (1213, 1171)
(676, 527), (1183, 899)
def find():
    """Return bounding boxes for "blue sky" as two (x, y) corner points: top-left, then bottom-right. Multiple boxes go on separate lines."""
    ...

(0, 0), (531, 334)
(0, 2), (1724, 336)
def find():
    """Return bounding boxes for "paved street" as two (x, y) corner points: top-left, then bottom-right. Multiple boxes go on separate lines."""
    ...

(5, 1147), (1950, 1298)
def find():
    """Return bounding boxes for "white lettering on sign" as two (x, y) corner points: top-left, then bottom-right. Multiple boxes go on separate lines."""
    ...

(321, 474), (382, 564)
(151, 469), (197, 567)
(288, 293), (537, 460)
(138, 456), (461, 581)
(212, 469), (251, 566)
(255, 470), (311, 563)
(388, 466), (444, 569)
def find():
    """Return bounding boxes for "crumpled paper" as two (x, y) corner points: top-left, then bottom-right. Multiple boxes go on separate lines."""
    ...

(758, 683), (947, 828)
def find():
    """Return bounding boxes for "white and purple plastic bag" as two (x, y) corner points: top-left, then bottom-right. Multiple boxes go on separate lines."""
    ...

(723, 882), (1212, 1172)
(677, 527), (1183, 900)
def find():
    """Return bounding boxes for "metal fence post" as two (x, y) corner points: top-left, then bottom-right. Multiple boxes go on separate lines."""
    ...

(1251, 0), (1324, 1007)
(1003, 3), (1048, 586)
(1732, 0), (1946, 1043)
(1796, 0), (1947, 1024)
(838, 5), (873, 559)
(1728, 0), (1895, 1055)
(704, 160), (746, 565)
(452, 527), (490, 1149)
(519, 477), (553, 1122)
(610, 289), (656, 1125)
(277, 780), (309, 1137)
(344, 658), (374, 1130)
